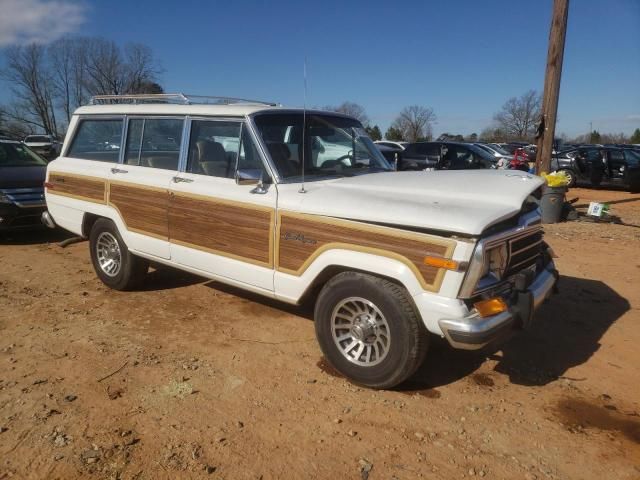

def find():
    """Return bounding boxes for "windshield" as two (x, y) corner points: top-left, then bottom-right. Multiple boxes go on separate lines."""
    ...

(467, 144), (497, 161)
(489, 144), (510, 155)
(475, 144), (497, 155)
(25, 136), (52, 143)
(253, 113), (391, 181)
(0, 142), (47, 167)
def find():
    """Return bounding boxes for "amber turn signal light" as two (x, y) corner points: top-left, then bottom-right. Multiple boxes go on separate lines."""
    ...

(423, 256), (459, 271)
(474, 297), (508, 318)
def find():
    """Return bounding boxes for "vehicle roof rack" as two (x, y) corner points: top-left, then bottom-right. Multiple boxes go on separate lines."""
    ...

(88, 93), (278, 107)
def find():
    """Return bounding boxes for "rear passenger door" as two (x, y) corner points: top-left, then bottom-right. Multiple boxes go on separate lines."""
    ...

(168, 118), (277, 292)
(107, 117), (185, 259)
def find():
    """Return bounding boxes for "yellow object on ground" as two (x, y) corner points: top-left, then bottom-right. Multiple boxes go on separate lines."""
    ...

(540, 171), (570, 187)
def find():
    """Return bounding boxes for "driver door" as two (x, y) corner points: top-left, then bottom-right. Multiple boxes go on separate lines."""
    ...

(168, 119), (277, 291)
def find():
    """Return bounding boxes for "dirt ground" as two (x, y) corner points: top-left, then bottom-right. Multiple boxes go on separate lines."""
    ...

(1, 187), (639, 480)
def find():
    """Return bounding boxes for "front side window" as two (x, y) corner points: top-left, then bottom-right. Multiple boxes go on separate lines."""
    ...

(125, 118), (183, 170)
(186, 120), (241, 178)
(609, 150), (624, 162)
(67, 119), (123, 163)
(253, 113), (391, 181)
(0, 142), (48, 167)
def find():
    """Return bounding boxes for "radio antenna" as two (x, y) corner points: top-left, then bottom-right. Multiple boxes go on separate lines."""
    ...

(298, 57), (307, 194)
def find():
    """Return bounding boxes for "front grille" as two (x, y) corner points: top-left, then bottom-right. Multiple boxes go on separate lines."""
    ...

(0, 187), (46, 207)
(503, 228), (544, 277)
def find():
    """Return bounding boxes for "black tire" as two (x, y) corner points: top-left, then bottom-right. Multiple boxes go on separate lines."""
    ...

(558, 169), (576, 188)
(314, 271), (428, 389)
(89, 218), (148, 291)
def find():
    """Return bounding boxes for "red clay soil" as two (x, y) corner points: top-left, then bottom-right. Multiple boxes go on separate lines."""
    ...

(1, 187), (639, 479)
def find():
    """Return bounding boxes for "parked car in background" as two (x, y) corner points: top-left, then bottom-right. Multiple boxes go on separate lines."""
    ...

(551, 146), (640, 192)
(398, 142), (441, 169)
(473, 143), (513, 164)
(0, 139), (47, 231)
(375, 143), (401, 169)
(401, 142), (500, 171)
(23, 134), (61, 160)
(374, 140), (408, 150)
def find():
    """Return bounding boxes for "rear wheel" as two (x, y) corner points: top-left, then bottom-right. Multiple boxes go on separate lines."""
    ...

(314, 272), (428, 389)
(89, 218), (148, 290)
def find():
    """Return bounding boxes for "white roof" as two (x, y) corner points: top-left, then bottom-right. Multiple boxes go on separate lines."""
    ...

(73, 103), (283, 117)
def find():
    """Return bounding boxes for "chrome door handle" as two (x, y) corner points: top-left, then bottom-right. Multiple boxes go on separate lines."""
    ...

(111, 168), (128, 174)
(172, 176), (193, 183)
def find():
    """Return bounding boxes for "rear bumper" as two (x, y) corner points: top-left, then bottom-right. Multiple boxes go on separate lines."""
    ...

(438, 262), (558, 350)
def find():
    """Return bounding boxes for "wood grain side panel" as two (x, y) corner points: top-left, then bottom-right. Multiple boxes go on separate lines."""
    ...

(277, 213), (454, 289)
(169, 194), (273, 266)
(48, 173), (106, 203)
(108, 183), (169, 239)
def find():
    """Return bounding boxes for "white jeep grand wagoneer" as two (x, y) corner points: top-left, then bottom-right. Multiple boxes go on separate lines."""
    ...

(43, 94), (557, 389)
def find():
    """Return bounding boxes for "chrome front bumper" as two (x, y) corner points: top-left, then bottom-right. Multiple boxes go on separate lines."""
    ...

(438, 262), (558, 350)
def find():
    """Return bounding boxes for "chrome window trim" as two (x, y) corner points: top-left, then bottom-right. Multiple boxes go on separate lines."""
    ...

(458, 210), (543, 299)
(64, 115), (125, 160)
(118, 115), (128, 164)
(177, 117), (191, 172)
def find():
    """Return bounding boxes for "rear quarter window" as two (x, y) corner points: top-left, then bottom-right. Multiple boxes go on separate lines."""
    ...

(67, 119), (123, 163)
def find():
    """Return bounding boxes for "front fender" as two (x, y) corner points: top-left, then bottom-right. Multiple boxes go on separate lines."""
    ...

(274, 248), (426, 303)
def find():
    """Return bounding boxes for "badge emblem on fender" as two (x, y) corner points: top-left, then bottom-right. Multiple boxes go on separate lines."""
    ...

(283, 232), (317, 245)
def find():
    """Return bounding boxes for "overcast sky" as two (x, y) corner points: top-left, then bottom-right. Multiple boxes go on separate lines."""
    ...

(0, 0), (638, 137)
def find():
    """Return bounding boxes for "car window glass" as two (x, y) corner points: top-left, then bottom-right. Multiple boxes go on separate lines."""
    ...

(609, 150), (624, 162)
(67, 119), (123, 163)
(624, 149), (640, 166)
(125, 118), (183, 170)
(186, 120), (241, 178)
(238, 129), (266, 173)
(0, 142), (48, 167)
(586, 149), (601, 162)
(415, 144), (429, 155)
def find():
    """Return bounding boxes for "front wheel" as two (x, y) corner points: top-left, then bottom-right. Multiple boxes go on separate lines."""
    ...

(314, 272), (428, 389)
(558, 169), (576, 188)
(89, 218), (148, 291)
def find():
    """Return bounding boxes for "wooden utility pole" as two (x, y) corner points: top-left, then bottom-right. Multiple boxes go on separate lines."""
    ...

(536, 0), (569, 173)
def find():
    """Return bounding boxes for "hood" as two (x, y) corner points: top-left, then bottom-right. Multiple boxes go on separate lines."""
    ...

(279, 170), (544, 236)
(0, 166), (46, 189)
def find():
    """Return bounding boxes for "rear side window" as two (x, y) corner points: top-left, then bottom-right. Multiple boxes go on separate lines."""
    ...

(67, 119), (123, 162)
(125, 118), (184, 170)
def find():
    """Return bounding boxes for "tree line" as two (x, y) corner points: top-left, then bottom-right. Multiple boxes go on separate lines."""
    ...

(329, 91), (639, 145)
(324, 102), (437, 142)
(2, 42), (637, 146)
(0, 36), (162, 138)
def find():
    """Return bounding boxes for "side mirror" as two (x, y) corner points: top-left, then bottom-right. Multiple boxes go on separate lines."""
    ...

(235, 168), (263, 186)
(235, 168), (268, 194)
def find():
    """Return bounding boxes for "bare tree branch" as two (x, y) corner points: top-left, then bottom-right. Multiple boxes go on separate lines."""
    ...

(1, 44), (58, 135)
(324, 101), (370, 126)
(391, 105), (436, 142)
(493, 90), (541, 141)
